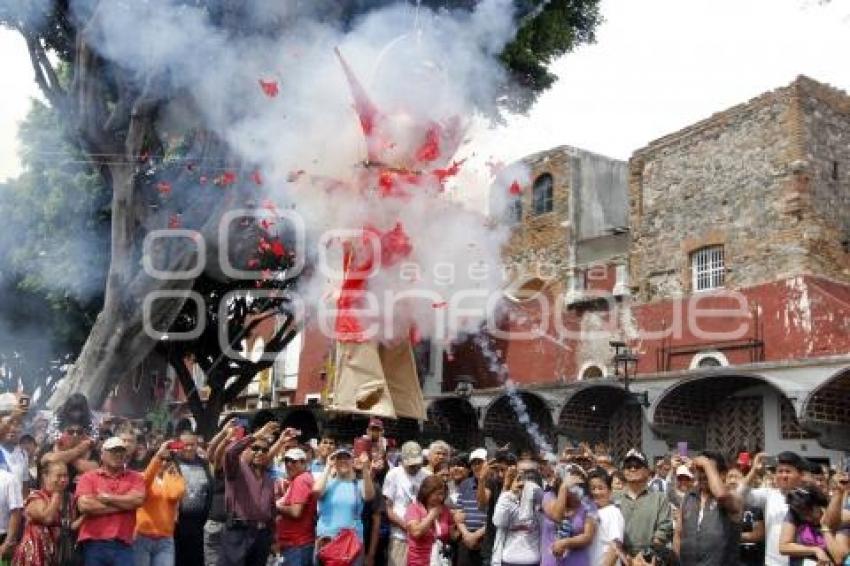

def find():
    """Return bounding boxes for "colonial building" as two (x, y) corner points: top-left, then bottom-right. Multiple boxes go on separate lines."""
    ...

(290, 76), (850, 462)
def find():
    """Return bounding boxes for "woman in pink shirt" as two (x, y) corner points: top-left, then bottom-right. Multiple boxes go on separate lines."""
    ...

(405, 475), (454, 566)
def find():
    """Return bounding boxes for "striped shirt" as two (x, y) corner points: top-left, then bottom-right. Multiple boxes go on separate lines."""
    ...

(457, 477), (487, 531)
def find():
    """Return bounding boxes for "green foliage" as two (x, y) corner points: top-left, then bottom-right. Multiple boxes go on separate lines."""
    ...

(0, 99), (109, 398)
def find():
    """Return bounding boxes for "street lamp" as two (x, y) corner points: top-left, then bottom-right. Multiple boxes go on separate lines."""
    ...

(610, 340), (649, 407)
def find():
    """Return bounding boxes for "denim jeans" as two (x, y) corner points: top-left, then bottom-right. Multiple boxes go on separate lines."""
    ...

(280, 543), (314, 566)
(133, 535), (175, 566)
(84, 540), (135, 566)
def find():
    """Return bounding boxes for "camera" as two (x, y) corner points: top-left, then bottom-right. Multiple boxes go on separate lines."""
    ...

(741, 510), (755, 533)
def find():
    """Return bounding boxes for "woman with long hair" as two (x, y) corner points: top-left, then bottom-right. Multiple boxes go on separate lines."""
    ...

(779, 484), (847, 565)
(12, 461), (72, 566)
(405, 474), (454, 566)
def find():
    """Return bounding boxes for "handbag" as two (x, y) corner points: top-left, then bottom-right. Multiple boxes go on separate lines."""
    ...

(317, 528), (363, 566)
(55, 491), (83, 566)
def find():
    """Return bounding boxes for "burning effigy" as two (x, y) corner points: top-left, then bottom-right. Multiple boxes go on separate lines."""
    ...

(324, 49), (467, 420)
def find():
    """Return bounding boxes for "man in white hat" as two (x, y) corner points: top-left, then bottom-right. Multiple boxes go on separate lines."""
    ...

(382, 441), (430, 566)
(0, 396), (30, 493)
(75, 436), (146, 565)
(275, 447), (317, 566)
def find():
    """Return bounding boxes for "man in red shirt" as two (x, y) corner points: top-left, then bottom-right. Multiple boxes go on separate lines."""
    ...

(76, 436), (146, 564)
(275, 447), (317, 565)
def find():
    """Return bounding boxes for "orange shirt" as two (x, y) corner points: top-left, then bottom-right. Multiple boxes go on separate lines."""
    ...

(136, 456), (186, 538)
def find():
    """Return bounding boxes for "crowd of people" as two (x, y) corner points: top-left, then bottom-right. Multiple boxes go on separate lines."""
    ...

(0, 391), (846, 565)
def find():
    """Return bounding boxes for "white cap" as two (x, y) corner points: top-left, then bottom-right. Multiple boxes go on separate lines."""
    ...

(469, 448), (488, 463)
(102, 437), (127, 451)
(0, 393), (17, 414)
(676, 465), (694, 479)
(284, 448), (307, 461)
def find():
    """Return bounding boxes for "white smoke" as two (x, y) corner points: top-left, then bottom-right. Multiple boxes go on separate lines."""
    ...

(83, 0), (525, 346)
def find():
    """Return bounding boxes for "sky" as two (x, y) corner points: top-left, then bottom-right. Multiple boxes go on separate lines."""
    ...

(1, 0), (849, 201)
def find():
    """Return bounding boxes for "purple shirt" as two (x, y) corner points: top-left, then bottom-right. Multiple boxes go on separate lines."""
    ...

(224, 436), (275, 524)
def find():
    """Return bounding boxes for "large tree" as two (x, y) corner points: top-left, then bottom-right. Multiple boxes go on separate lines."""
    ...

(0, 0), (601, 413)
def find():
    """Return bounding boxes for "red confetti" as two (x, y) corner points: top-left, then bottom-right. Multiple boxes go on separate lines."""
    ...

(270, 240), (286, 258)
(247, 258), (260, 268)
(260, 218), (276, 230)
(214, 171), (237, 186)
(250, 170), (263, 186)
(262, 199), (278, 214)
(433, 160), (464, 184)
(415, 126), (441, 163)
(379, 222), (413, 266)
(168, 214), (181, 229)
(258, 238), (271, 252)
(258, 79), (279, 98)
(409, 326), (421, 345)
(156, 181), (172, 196)
(509, 180), (522, 195)
(432, 301), (447, 309)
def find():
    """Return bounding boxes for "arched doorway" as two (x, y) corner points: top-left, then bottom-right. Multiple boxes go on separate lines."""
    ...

(557, 383), (642, 461)
(801, 367), (850, 449)
(423, 398), (481, 448)
(650, 372), (800, 459)
(483, 390), (554, 453)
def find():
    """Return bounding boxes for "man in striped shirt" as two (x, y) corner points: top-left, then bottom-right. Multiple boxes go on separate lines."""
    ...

(455, 448), (489, 566)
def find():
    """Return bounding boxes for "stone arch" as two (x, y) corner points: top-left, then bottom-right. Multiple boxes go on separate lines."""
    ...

(423, 397), (482, 449)
(557, 382), (641, 461)
(483, 390), (554, 453)
(649, 371), (798, 458)
(801, 367), (850, 449)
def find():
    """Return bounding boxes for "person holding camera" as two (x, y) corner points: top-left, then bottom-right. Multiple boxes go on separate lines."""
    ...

(673, 451), (742, 566)
(727, 466), (766, 565)
(490, 458), (545, 566)
(134, 439), (187, 566)
(219, 420), (284, 566)
(313, 447), (375, 565)
(405, 474), (453, 566)
(741, 451), (806, 566)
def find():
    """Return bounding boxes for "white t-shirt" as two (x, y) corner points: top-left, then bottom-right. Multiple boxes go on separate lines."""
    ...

(382, 465), (430, 540)
(0, 445), (29, 489)
(591, 503), (625, 565)
(0, 469), (23, 534)
(744, 487), (789, 566)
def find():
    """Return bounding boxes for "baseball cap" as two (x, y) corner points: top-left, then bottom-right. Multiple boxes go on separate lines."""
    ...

(401, 441), (424, 466)
(469, 448), (488, 463)
(367, 417), (384, 429)
(676, 465), (693, 479)
(331, 447), (353, 459)
(102, 437), (127, 451)
(623, 448), (648, 467)
(284, 448), (307, 461)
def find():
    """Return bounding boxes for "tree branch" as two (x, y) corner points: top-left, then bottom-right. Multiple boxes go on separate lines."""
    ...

(158, 344), (204, 419)
(24, 36), (64, 108)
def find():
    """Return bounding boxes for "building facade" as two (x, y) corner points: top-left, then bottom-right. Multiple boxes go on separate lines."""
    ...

(290, 76), (850, 462)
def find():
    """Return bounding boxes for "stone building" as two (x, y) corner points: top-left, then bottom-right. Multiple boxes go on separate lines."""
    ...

(289, 76), (850, 462)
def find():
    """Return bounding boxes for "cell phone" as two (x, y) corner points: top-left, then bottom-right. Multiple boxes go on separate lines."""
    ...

(677, 441), (688, 458)
(354, 437), (372, 457)
(168, 440), (185, 451)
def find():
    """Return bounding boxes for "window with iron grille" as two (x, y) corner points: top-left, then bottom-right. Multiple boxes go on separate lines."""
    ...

(532, 173), (554, 215)
(690, 245), (725, 291)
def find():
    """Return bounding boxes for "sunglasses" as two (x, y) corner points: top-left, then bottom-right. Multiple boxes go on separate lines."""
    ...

(284, 458), (303, 464)
(623, 463), (645, 471)
(250, 445), (269, 454)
